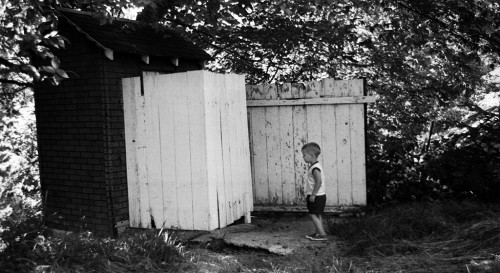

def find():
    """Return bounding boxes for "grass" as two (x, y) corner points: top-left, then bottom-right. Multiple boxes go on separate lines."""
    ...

(0, 228), (188, 273)
(331, 200), (500, 272)
(1, 201), (499, 272)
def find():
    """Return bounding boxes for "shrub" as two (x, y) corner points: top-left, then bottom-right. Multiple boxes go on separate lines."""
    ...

(0, 94), (42, 272)
(422, 113), (500, 202)
(366, 109), (500, 205)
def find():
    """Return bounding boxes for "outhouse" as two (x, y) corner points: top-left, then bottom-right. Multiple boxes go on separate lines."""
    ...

(34, 8), (211, 235)
(122, 71), (253, 231)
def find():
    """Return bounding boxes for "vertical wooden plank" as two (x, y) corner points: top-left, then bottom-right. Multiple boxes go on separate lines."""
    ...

(226, 74), (241, 221)
(247, 106), (256, 207)
(204, 72), (218, 229)
(132, 76), (150, 228)
(246, 85), (253, 100)
(335, 80), (350, 97)
(171, 72), (194, 229)
(218, 73), (235, 226)
(143, 74), (164, 229)
(321, 78), (339, 206)
(249, 84), (265, 100)
(279, 106), (295, 204)
(157, 74), (179, 229)
(350, 79), (367, 205)
(304, 81), (323, 164)
(264, 83), (278, 100)
(237, 74), (253, 219)
(214, 74), (227, 228)
(304, 80), (321, 98)
(231, 74), (242, 219)
(187, 71), (210, 230)
(306, 106), (323, 168)
(204, 72), (225, 229)
(266, 105), (282, 204)
(278, 83), (292, 99)
(245, 85), (255, 210)
(123, 77), (140, 228)
(322, 78), (335, 97)
(251, 106), (268, 204)
(237, 75), (254, 215)
(335, 80), (353, 205)
(321, 105), (339, 206)
(292, 105), (308, 204)
(291, 82), (306, 99)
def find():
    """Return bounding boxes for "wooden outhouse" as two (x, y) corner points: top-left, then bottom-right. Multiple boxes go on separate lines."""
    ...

(122, 71), (253, 231)
(34, 8), (211, 235)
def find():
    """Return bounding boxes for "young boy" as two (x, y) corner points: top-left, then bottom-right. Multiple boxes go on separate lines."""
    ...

(302, 142), (327, 241)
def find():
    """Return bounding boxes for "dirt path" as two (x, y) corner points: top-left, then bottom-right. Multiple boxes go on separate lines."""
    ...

(177, 214), (343, 272)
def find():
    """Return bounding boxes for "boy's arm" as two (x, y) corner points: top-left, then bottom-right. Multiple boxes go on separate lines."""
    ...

(309, 169), (322, 202)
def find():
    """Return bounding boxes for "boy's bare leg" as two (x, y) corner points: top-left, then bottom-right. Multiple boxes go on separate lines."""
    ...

(310, 214), (326, 236)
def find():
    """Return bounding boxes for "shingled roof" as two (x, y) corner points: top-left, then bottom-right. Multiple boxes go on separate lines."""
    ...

(57, 8), (212, 62)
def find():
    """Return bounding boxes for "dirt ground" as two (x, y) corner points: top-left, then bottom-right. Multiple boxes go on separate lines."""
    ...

(175, 213), (345, 272)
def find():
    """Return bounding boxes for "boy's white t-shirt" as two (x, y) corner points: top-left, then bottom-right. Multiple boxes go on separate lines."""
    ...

(305, 161), (325, 196)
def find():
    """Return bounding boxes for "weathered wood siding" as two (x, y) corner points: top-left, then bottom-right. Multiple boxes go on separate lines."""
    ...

(123, 71), (252, 230)
(246, 79), (374, 207)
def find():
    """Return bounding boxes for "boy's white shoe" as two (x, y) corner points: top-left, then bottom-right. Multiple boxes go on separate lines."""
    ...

(308, 234), (327, 241)
(305, 233), (317, 239)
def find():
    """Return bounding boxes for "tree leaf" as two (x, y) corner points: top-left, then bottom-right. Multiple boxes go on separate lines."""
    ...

(51, 56), (60, 69)
(44, 30), (58, 38)
(55, 69), (69, 78)
(41, 66), (55, 74)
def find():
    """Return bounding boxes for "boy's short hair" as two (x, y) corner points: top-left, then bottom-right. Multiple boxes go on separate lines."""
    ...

(301, 142), (321, 157)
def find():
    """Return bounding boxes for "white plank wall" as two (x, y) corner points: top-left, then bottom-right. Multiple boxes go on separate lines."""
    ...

(247, 78), (373, 207)
(123, 71), (252, 231)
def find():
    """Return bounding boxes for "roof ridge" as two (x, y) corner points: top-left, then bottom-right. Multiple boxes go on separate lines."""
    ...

(56, 7), (212, 61)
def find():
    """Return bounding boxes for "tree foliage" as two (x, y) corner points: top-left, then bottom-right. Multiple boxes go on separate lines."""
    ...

(135, 0), (500, 203)
(0, 91), (39, 254)
(1, 0), (64, 89)
(0, 0), (499, 206)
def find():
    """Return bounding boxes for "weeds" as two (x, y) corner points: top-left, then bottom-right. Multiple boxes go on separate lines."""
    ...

(0, 228), (186, 273)
(331, 200), (500, 272)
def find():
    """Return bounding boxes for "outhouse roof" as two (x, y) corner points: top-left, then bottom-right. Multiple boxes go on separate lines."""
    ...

(57, 8), (212, 61)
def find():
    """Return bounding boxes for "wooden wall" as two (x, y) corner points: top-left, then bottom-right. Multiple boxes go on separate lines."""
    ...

(122, 71), (252, 231)
(246, 79), (375, 207)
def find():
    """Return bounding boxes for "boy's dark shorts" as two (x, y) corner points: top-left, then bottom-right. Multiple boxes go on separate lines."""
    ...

(306, 194), (326, 215)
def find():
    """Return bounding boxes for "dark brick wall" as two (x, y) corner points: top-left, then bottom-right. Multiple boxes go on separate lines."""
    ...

(35, 20), (205, 235)
(35, 31), (110, 234)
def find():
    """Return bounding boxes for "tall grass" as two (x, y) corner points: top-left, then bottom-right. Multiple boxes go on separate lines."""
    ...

(0, 228), (186, 273)
(330, 201), (500, 272)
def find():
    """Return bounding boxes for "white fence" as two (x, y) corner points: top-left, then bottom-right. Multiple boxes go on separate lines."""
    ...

(246, 79), (375, 207)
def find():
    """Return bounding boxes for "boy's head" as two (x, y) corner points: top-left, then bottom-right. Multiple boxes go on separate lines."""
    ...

(301, 142), (321, 162)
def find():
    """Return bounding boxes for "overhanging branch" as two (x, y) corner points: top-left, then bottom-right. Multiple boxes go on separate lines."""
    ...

(0, 56), (15, 68)
(0, 78), (34, 87)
